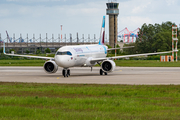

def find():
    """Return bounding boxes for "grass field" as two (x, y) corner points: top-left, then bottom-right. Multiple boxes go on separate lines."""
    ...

(0, 60), (45, 66)
(0, 59), (180, 67)
(0, 82), (180, 120)
(115, 60), (180, 67)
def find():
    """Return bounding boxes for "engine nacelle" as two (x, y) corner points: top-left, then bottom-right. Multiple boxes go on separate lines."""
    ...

(101, 60), (116, 73)
(44, 60), (58, 74)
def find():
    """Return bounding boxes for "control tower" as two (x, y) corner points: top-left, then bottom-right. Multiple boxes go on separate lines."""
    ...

(106, 0), (119, 48)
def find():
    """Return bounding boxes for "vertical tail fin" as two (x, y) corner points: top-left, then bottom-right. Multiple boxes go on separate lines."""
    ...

(98, 16), (105, 45)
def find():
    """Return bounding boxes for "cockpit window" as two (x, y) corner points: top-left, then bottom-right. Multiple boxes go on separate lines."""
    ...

(56, 51), (72, 56)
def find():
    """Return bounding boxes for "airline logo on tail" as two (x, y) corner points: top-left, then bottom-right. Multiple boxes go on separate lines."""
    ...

(99, 16), (105, 45)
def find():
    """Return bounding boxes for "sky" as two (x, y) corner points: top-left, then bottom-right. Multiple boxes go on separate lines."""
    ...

(0, 0), (180, 40)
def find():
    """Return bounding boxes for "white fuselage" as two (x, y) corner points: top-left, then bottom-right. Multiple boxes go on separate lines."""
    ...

(54, 44), (107, 68)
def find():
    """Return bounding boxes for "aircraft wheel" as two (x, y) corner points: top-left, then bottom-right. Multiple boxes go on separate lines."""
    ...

(62, 69), (70, 77)
(104, 72), (108, 75)
(100, 69), (103, 75)
(67, 69), (70, 76)
(62, 69), (66, 77)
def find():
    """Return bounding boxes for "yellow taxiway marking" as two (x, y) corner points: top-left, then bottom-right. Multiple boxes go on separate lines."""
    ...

(57, 77), (60, 79)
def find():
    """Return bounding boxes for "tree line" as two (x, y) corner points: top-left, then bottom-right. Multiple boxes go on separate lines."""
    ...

(123, 21), (180, 55)
(1, 21), (180, 56)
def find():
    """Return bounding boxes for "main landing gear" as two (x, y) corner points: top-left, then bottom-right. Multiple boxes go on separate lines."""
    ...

(62, 69), (70, 77)
(100, 69), (107, 76)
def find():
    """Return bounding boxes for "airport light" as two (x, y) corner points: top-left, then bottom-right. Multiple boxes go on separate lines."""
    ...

(172, 25), (178, 62)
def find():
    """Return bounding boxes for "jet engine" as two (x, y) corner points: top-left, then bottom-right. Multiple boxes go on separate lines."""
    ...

(44, 60), (58, 74)
(101, 60), (116, 73)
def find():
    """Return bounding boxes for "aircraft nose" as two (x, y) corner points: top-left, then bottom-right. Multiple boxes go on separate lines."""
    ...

(55, 55), (74, 68)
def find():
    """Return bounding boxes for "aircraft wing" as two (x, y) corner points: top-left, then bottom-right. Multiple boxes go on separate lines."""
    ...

(4, 53), (54, 60)
(3, 42), (54, 60)
(109, 51), (174, 60)
(90, 51), (175, 62)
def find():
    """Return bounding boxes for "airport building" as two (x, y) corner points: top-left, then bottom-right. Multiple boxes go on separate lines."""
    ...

(106, 0), (119, 48)
(0, 34), (107, 54)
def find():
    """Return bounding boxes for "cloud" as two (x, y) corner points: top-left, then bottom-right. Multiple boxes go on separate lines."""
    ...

(166, 0), (177, 6)
(0, 1), (106, 38)
(132, 2), (151, 14)
(119, 16), (153, 30)
(4, 0), (106, 6)
(6, 0), (63, 2)
(0, 9), (10, 17)
(0, 0), (180, 39)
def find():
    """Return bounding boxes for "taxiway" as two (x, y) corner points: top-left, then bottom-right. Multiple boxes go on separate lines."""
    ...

(0, 67), (180, 85)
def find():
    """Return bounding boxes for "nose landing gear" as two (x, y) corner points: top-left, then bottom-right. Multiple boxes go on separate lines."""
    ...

(62, 69), (70, 77)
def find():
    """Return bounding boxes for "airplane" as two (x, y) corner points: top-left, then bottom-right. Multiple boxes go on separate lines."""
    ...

(3, 16), (177, 77)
